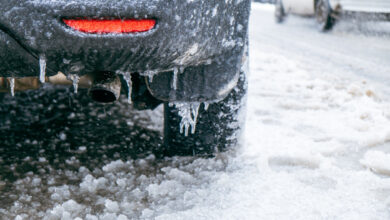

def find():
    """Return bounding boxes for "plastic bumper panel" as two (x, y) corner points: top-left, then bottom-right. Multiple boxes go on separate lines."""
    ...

(0, 0), (251, 102)
(0, 30), (41, 77)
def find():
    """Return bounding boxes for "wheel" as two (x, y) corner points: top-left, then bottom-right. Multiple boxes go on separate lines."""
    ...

(315, 0), (335, 31)
(163, 60), (248, 156)
(275, 0), (286, 23)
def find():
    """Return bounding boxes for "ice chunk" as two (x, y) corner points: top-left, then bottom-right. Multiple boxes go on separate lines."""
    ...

(85, 214), (98, 220)
(80, 174), (108, 193)
(105, 199), (120, 213)
(102, 160), (127, 172)
(173, 102), (201, 136)
(39, 55), (46, 83)
(47, 200), (84, 220)
(117, 215), (129, 220)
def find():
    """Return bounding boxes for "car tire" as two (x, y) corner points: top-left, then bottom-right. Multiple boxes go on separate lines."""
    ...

(315, 0), (335, 31)
(162, 56), (248, 156)
(275, 0), (286, 23)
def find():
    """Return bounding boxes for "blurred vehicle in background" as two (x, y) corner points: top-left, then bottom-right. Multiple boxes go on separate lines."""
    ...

(275, 0), (390, 31)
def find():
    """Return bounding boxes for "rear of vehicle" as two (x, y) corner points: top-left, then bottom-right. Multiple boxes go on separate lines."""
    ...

(326, 0), (390, 29)
(0, 0), (251, 156)
(275, 0), (390, 31)
(330, 0), (390, 15)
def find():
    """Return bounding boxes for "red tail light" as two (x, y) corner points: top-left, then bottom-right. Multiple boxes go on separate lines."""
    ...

(63, 19), (156, 34)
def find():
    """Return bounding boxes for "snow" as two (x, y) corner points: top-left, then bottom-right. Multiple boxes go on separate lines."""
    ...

(1, 3), (390, 220)
(360, 151), (390, 176)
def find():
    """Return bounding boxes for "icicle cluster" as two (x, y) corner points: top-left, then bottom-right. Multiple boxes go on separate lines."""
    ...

(173, 102), (201, 136)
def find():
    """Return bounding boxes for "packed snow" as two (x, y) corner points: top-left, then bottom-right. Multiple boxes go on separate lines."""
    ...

(1, 3), (390, 219)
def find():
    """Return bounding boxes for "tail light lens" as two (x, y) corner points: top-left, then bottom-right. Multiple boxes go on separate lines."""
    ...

(63, 19), (156, 34)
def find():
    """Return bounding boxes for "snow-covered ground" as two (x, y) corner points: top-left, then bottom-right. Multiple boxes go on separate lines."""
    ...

(1, 3), (390, 219)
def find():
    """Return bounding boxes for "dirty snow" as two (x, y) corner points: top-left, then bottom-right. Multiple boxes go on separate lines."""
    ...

(1, 3), (390, 219)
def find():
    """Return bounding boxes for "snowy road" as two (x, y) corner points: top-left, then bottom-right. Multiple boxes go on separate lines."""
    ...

(1, 3), (390, 219)
(252, 4), (390, 97)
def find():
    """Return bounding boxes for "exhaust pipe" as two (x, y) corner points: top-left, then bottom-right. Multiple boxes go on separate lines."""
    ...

(1, 72), (122, 104)
(0, 72), (92, 93)
(0, 77), (41, 92)
(88, 72), (121, 103)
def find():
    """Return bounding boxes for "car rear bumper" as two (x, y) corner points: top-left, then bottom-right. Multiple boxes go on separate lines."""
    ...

(330, 0), (390, 14)
(0, 0), (251, 78)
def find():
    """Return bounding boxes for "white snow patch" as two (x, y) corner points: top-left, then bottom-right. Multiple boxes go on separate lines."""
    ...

(360, 151), (390, 176)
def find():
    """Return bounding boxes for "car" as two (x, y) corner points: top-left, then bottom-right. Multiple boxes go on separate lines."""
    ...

(0, 0), (251, 156)
(275, 0), (390, 31)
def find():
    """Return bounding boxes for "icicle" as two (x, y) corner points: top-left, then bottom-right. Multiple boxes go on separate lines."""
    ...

(174, 102), (201, 136)
(9, 78), (15, 97)
(190, 103), (200, 134)
(67, 74), (80, 94)
(146, 70), (157, 83)
(148, 74), (154, 83)
(203, 102), (210, 111)
(121, 72), (132, 104)
(39, 55), (46, 83)
(179, 66), (185, 74)
(172, 67), (179, 90)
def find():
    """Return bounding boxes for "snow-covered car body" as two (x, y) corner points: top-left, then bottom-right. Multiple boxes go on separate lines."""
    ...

(0, 0), (251, 103)
(281, 0), (315, 15)
(276, 0), (390, 31)
(281, 0), (390, 16)
(329, 0), (390, 14)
